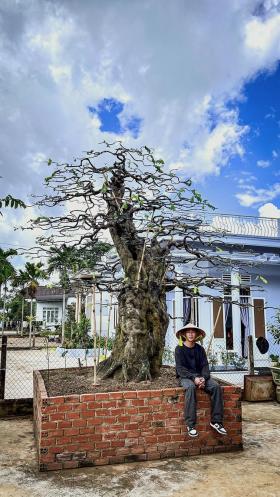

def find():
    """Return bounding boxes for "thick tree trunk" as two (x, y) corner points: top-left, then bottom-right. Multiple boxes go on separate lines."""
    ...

(98, 278), (169, 382)
(98, 170), (170, 381)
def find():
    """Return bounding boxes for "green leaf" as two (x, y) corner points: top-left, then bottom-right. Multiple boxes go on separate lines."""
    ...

(47, 158), (52, 166)
(101, 183), (108, 193)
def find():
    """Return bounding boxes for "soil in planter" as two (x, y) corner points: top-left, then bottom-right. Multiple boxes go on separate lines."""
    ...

(41, 366), (183, 396)
(41, 366), (228, 397)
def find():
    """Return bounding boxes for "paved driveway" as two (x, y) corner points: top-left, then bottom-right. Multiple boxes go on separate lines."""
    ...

(0, 402), (279, 497)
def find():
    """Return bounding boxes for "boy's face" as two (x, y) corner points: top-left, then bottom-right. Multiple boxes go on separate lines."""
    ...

(184, 329), (197, 343)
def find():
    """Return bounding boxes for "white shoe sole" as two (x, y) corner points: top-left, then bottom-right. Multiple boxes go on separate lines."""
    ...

(210, 423), (227, 435)
(187, 430), (198, 438)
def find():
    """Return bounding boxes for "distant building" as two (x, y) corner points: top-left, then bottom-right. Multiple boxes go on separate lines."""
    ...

(77, 213), (280, 369)
(35, 286), (75, 330)
(36, 213), (280, 367)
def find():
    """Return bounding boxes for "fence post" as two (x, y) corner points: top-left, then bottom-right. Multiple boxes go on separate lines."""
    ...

(248, 335), (254, 375)
(0, 335), (7, 399)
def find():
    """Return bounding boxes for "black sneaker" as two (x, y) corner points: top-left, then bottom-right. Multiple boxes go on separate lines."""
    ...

(210, 422), (227, 435)
(187, 426), (198, 437)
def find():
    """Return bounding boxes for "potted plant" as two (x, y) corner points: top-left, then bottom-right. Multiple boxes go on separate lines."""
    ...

(269, 354), (279, 367)
(230, 353), (247, 370)
(208, 351), (218, 371)
(220, 350), (235, 370)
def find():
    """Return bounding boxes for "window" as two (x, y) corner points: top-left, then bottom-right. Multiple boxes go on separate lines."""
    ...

(240, 287), (251, 358)
(183, 292), (199, 326)
(224, 297), (233, 350)
(113, 304), (119, 328)
(43, 307), (59, 324)
(223, 286), (233, 350)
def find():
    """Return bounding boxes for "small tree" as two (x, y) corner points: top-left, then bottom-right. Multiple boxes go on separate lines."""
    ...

(19, 262), (48, 346)
(268, 310), (280, 346)
(30, 142), (252, 382)
(0, 248), (17, 334)
(47, 242), (111, 343)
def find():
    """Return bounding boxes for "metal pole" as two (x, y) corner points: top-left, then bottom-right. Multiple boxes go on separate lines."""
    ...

(98, 291), (102, 364)
(92, 286), (97, 384)
(21, 297), (24, 336)
(0, 335), (7, 399)
(29, 299), (33, 348)
(248, 335), (254, 375)
(105, 294), (113, 358)
(2, 285), (7, 336)
(61, 289), (66, 345)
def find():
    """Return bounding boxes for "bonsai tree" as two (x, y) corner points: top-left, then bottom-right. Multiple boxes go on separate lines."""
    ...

(29, 142), (252, 382)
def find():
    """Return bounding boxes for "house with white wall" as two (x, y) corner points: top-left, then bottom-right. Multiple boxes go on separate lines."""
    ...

(165, 213), (280, 368)
(35, 286), (75, 330)
(38, 213), (279, 369)
(79, 213), (280, 370)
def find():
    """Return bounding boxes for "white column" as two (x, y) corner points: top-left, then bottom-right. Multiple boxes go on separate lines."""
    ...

(77, 293), (82, 323)
(175, 287), (184, 332)
(231, 268), (241, 352)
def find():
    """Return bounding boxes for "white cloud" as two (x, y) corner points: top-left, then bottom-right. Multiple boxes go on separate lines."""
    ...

(272, 149), (278, 158)
(258, 202), (280, 218)
(1, 0), (280, 247)
(170, 114), (248, 179)
(257, 159), (271, 168)
(236, 183), (280, 206)
(245, 11), (280, 64)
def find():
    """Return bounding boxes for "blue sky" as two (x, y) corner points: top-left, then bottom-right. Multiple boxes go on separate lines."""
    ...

(88, 66), (280, 217)
(197, 64), (280, 215)
(1, 0), (280, 251)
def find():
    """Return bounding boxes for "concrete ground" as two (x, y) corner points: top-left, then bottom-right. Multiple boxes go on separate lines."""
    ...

(0, 402), (279, 497)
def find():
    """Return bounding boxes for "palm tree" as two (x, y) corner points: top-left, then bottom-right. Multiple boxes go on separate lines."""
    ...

(0, 248), (17, 334)
(21, 262), (48, 346)
(47, 242), (111, 344)
(12, 270), (30, 336)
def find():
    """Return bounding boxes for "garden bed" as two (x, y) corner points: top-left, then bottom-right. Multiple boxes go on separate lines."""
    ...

(42, 366), (185, 396)
(34, 366), (243, 471)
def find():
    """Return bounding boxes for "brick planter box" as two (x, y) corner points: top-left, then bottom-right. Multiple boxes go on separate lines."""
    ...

(34, 369), (243, 471)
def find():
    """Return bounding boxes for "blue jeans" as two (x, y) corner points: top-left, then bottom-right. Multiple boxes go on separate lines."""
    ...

(179, 377), (224, 428)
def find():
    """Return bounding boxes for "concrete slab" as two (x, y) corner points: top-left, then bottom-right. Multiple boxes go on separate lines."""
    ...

(0, 402), (279, 497)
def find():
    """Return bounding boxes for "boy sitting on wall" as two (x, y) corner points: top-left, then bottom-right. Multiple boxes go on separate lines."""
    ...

(175, 323), (227, 438)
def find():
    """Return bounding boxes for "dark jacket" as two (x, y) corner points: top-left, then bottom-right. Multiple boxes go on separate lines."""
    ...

(175, 343), (210, 381)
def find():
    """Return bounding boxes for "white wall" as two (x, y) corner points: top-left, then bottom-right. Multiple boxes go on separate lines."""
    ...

(36, 301), (63, 327)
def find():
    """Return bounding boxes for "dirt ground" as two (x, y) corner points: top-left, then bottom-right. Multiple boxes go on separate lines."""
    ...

(42, 366), (185, 396)
(0, 401), (279, 497)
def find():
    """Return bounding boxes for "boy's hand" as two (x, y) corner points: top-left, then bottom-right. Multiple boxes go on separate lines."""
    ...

(194, 377), (205, 388)
(194, 377), (205, 389)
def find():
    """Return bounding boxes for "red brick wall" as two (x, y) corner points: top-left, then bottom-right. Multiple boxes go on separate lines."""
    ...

(33, 370), (242, 471)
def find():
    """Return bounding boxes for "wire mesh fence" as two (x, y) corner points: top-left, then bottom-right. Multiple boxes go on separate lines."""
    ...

(0, 330), (279, 399)
(163, 328), (280, 388)
(0, 334), (105, 399)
